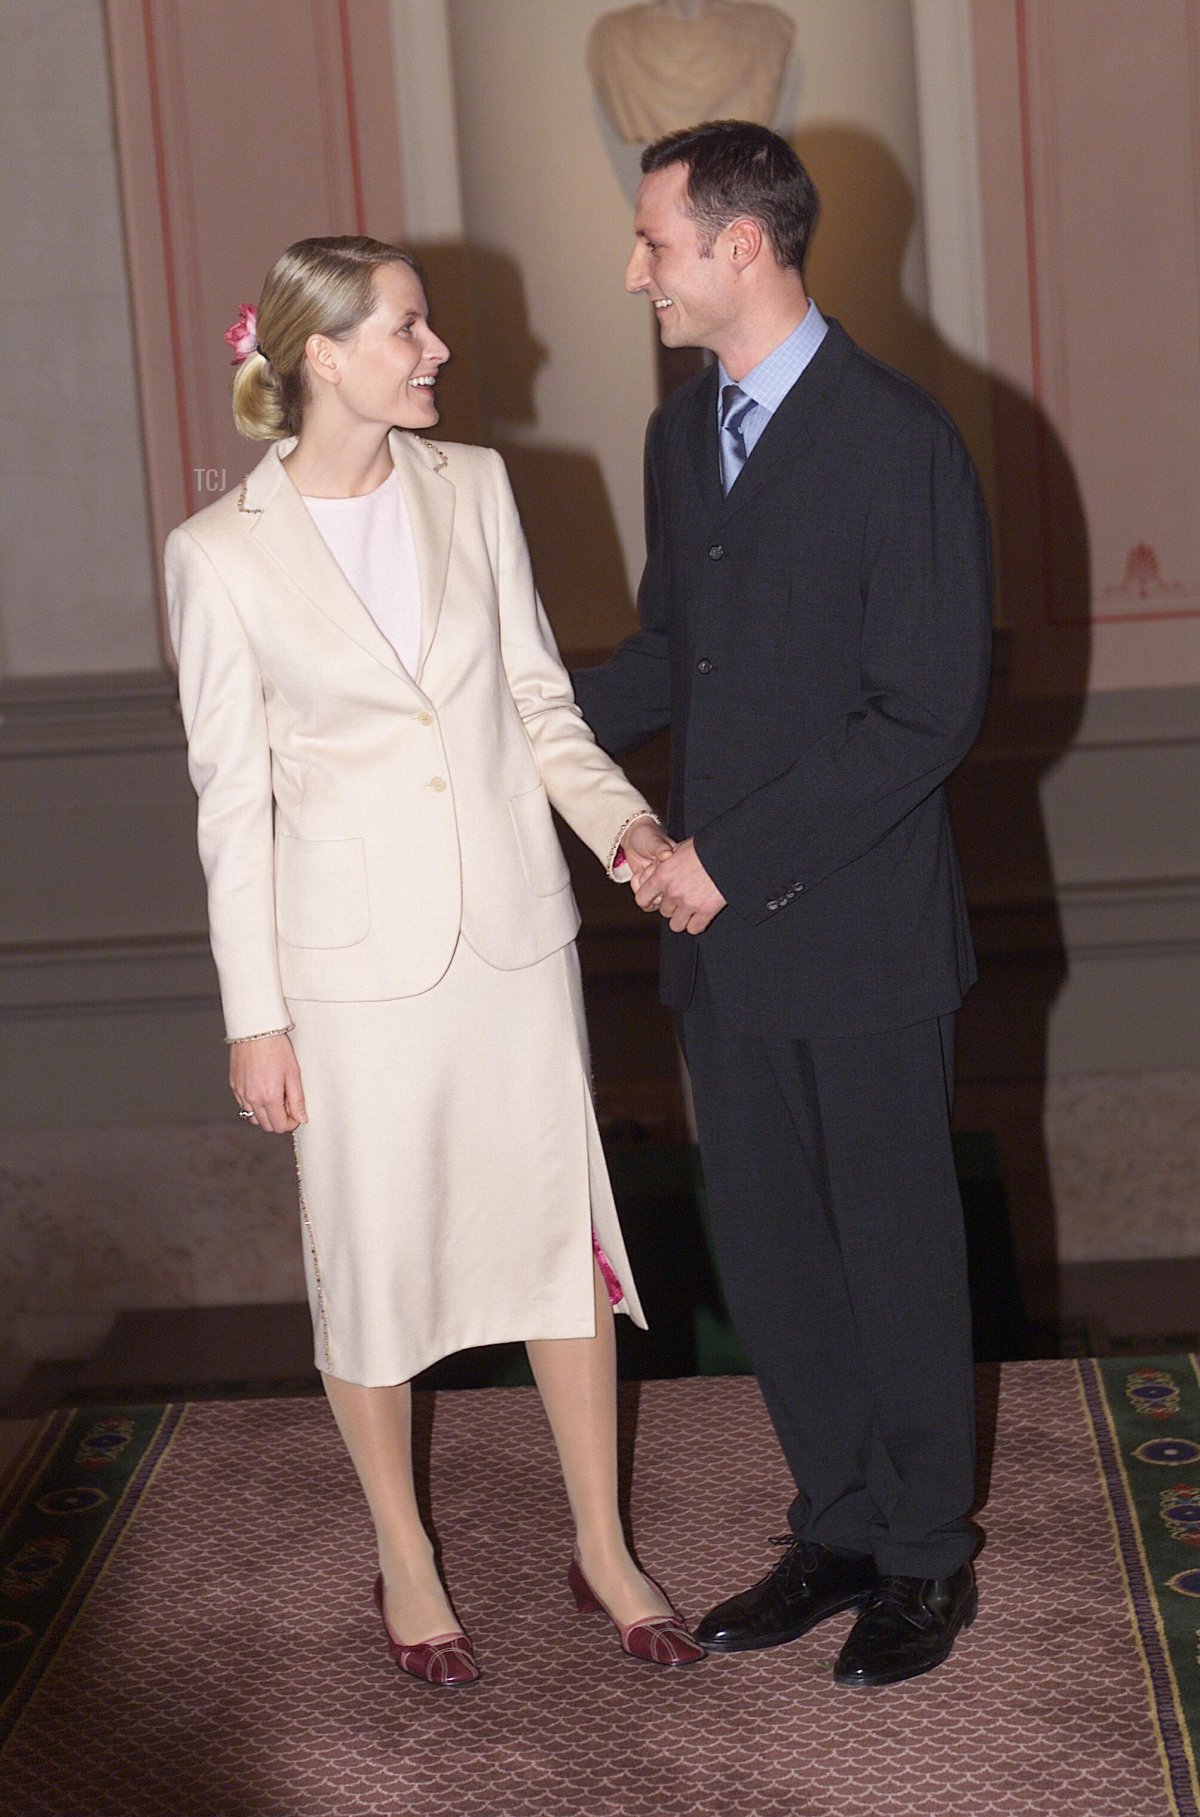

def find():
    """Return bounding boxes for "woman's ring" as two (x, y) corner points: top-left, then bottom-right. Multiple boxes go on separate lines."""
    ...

(238, 1109), (255, 1121)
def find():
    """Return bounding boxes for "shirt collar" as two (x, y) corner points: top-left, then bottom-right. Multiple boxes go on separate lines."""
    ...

(717, 299), (828, 417)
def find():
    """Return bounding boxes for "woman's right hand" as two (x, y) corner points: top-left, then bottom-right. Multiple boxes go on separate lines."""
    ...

(621, 815), (675, 890)
(230, 1034), (307, 1133)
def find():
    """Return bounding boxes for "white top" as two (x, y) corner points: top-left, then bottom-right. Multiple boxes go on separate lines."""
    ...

(301, 471), (422, 678)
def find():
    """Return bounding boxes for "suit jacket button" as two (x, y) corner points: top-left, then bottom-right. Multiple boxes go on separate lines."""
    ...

(429, 776), (447, 791)
(708, 544), (725, 560)
(696, 658), (713, 674)
(767, 899), (780, 911)
(417, 710), (433, 726)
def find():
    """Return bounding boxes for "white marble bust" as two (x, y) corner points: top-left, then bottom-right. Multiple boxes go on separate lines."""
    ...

(588, 0), (794, 144)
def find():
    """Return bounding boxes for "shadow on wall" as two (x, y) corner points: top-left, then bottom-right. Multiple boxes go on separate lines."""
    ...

(796, 122), (940, 397)
(411, 240), (639, 653)
(795, 126), (1092, 1331)
(405, 240), (486, 448)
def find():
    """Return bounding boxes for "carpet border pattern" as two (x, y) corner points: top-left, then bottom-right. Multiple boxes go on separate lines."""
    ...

(1080, 1355), (1200, 1817)
(0, 1402), (185, 1746)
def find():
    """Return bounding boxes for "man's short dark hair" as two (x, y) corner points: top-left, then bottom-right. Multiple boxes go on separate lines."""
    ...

(641, 120), (819, 275)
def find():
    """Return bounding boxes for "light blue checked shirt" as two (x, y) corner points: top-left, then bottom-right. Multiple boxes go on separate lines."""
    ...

(716, 300), (828, 460)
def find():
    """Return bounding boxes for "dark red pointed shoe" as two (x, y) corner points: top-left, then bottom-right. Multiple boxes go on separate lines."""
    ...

(373, 1574), (480, 1687)
(567, 1558), (705, 1666)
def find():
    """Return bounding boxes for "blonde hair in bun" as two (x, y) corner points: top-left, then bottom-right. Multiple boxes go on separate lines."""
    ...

(231, 236), (421, 441)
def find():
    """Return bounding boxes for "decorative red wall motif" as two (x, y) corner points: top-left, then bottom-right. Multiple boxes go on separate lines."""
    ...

(1103, 545), (1187, 606)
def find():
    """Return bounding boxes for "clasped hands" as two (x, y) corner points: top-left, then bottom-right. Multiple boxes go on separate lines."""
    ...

(621, 816), (727, 936)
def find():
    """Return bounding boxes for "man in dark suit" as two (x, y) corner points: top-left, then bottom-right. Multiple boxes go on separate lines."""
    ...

(573, 121), (992, 1688)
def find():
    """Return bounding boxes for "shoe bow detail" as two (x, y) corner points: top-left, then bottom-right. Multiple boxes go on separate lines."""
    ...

(622, 1616), (707, 1666)
(568, 1557), (705, 1667)
(395, 1634), (481, 1686)
(373, 1574), (481, 1687)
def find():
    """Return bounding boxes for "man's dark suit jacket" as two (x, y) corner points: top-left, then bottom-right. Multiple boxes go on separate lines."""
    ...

(573, 318), (993, 1038)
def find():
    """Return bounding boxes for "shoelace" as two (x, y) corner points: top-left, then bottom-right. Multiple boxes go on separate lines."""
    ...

(767, 1533), (829, 1578)
(868, 1574), (937, 1631)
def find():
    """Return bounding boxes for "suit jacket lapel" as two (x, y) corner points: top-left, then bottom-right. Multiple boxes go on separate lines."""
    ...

(684, 366), (723, 522)
(388, 429), (454, 683)
(240, 431), (456, 688)
(712, 318), (852, 527)
(242, 441), (409, 681)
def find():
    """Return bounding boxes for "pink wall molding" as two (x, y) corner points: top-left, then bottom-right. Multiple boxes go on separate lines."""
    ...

(972, 0), (1200, 689)
(105, 0), (406, 655)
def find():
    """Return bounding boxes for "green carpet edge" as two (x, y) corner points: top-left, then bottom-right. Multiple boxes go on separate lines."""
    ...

(0, 1403), (181, 1746)
(1082, 1355), (1200, 1817)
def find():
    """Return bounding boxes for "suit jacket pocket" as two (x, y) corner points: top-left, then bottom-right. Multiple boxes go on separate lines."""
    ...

(507, 782), (571, 897)
(275, 835), (370, 949)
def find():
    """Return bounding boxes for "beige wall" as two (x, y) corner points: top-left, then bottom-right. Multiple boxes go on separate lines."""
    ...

(0, 0), (158, 677)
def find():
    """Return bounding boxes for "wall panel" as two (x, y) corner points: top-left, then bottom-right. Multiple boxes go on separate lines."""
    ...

(972, 0), (1200, 691)
(104, 0), (406, 652)
(0, 0), (158, 677)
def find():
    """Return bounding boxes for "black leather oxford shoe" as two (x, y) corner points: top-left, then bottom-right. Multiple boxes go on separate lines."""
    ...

(695, 1537), (879, 1654)
(833, 1562), (977, 1688)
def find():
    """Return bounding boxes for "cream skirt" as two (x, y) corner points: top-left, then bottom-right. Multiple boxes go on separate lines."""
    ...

(288, 935), (645, 1385)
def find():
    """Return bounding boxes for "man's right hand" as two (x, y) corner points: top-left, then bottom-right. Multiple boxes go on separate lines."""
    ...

(634, 836), (727, 936)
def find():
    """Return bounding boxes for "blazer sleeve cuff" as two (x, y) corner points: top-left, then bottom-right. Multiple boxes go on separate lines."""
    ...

(693, 820), (802, 926)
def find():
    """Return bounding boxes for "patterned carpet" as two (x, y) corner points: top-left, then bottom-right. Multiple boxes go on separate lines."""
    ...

(1, 1360), (1198, 1816)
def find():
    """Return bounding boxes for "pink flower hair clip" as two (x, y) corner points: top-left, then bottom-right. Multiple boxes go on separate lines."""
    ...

(224, 302), (261, 366)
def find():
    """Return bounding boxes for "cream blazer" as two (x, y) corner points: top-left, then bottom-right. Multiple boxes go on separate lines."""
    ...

(165, 430), (653, 1039)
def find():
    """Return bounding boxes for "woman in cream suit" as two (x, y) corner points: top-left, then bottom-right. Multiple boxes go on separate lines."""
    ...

(167, 237), (703, 1684)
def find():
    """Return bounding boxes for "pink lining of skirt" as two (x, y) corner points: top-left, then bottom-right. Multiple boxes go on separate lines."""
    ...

(591, 1229), (624, 1308)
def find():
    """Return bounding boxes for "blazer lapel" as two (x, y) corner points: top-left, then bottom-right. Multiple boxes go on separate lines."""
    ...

(242, 441), (409, 681)
(388, 429), (454, 683)
(713, 318), (852, 527)
(684, 366), (723, 523)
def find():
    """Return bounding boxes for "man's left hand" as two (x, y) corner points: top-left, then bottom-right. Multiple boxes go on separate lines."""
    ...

(634, 837), (727, 935)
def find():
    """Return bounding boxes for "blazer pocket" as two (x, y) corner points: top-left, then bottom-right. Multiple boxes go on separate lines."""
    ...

(275, 835), (370, 949)
(508, 782), (571, 897)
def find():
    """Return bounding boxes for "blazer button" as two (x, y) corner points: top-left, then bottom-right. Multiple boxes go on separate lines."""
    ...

(429, 776), (447, 792)
(696, 658), (713, 674)
(417, 710), (433, 726)
(708, 544), (725, 560)
(767, 899), (780, 912)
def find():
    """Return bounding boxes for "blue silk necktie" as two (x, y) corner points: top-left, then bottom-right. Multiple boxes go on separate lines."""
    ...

(719, 382), (756, 495)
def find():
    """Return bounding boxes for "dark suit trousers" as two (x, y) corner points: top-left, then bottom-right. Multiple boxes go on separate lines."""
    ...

(680, 957), (976, 1577)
